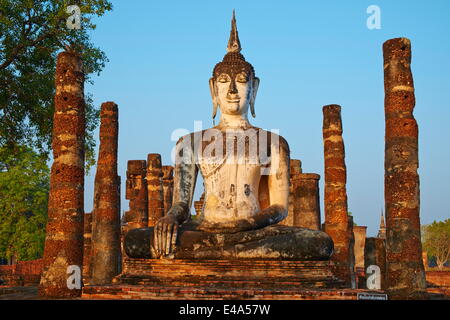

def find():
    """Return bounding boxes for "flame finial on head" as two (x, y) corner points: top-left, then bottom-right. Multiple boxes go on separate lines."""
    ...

(227, 10), (241, 53)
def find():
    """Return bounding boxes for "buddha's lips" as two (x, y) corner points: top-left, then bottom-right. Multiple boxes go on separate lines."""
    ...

(227, 99), (240, 103)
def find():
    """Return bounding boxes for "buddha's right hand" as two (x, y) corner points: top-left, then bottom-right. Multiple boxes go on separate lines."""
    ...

(154, 215), (178, 258)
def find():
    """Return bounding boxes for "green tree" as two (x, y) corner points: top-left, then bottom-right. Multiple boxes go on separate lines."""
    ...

(422, 219), (450, 270)
(0, 0), (112, 170)
(0, 145), (49, 261)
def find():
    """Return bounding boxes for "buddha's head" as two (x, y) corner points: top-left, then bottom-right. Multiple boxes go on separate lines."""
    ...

(209, 11), (260, 120)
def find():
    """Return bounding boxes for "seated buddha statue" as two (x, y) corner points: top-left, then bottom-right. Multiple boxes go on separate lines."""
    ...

(124, 12), (333, 261)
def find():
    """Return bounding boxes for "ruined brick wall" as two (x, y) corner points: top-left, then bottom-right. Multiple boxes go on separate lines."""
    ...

(124, 160), (148, 230)
(426, 271), (450, 288)
(364, 237), (386, 290)
(82, 212), (92, 285)
(0, 259), (44, 286)
(147, 154), (165, 227)
(39, 51), (85, 298)
(383, 37), (426, 298)
(162, 165), (174, 215)
(353, 226), (367, 269)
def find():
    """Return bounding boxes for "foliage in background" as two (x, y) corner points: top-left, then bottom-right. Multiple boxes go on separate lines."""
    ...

(0, 0), (112, 171)
(422, 219), (450, 270)
(0, 145), (49, 261)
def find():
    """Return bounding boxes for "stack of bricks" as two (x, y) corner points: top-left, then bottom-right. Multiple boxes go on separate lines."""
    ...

(364, 237), (387, 290)
(162, 165), (174, 214)
(147, 154), (165, 227)
(0, 259), (44, 286)
(123, 160), (149, 231)
(280, 159), (321, 229)
(353, 226), (367, 288)
(383, 38), (426, 298)
(194, 192), (205, 216)
(82, 212), (92, 285)
(90, 102), (120, 285)
(322, 104), (354, 287)
(39, 50), (85, 298)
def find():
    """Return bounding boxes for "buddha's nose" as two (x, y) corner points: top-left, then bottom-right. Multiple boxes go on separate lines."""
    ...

(228, 80), (238, 95)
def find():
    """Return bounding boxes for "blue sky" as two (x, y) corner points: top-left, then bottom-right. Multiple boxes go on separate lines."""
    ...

(83, 0), (450, 236)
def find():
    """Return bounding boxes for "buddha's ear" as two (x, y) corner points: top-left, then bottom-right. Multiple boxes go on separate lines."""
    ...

(209, 77), (219, 119)
(250, 77), (260, 118)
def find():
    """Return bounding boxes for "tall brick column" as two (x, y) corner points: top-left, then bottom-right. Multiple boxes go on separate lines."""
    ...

(90, 102), (120, 285)
(124, 160), (148, 230)
(383, 38), (426, 298)
(162, 165), (174, 214)
(322, 104), (352, 286)
(147, 154), (165, 227)
(39, 50), (85, 298)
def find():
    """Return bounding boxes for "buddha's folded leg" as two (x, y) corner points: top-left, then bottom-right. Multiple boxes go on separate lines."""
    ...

(124, 224), (333, 260)
(175, 225), (334, 260)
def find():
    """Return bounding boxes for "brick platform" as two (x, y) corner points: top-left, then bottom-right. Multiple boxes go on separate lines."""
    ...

(82, 284), (381, 300)
(115, 258), (345, 289)
(79, 258), (386, 300)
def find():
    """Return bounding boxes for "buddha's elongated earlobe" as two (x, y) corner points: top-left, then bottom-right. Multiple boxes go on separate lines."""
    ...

(209, 77), (219, 119)
(250, 77), (259, 118)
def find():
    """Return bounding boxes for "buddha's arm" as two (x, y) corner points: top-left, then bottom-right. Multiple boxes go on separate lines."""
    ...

(154, 135), (198, 256)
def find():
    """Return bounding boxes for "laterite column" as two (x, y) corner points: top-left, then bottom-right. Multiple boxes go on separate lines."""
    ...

(39, 50), (85, 298)
(383, 37), (426, 298)
(90, 102), (120, 285)
(322, 104), (352, 286)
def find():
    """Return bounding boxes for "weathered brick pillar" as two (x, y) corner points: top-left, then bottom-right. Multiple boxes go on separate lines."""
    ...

(364, 237), (387, 290)
(147, 154), (165, 227)
(295, 173), (321, 230)
(124, 160), (148, 230)
(383, 38), (426, 298)
(353, 225), (367, 288)
(82, 212), (92, 285)
(39, 51), (85, 298)
(194, 192), (205, 215)
(90, 102), (120, 285)
(353, 226), (367, 270)
(322, 104), (352, 286)
(162, 165), (174, 214)
(280, 159), (302, 226)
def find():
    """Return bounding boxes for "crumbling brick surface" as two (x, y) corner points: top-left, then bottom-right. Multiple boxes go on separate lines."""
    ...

(0, 259), (43, 286)
(124, 160), (148, 230)
(39, 51), (85, 298)
(147, 154), (165, 227)
(162, 165), (174, 215)
(90, 102), (120, 285)
(322, 104), (353, 287)
(82, 212), (92, 285)
(383, 38), (426, 299)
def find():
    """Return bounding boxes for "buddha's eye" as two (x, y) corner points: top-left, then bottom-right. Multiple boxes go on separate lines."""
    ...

(218, 75), (229, 83)
(236, 74), (248, 83)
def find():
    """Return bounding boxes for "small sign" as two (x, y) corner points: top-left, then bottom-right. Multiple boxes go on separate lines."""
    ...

(357, 292), (388, 300)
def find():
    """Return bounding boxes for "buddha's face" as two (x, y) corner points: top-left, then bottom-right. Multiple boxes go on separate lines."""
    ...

(210, 71), (259, 117)
(215, 71), (252, 115)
